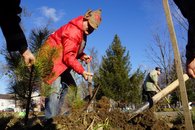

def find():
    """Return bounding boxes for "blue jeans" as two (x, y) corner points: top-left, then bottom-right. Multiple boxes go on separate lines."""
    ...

(45, 69), (77, 119)
(45, 77), (68, 119)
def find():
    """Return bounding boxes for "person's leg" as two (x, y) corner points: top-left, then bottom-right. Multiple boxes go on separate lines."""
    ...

(59, 69), (77, 115)
(45, 77), (61, 119)
(146, 91), (157, 108)
(61, 69), (77, 87)
(58, 83), (69, 115)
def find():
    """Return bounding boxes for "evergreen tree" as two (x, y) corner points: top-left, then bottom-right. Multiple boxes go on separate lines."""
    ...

(129, 68), (145, 105)
(7, 27), (52, 97)
(97, 34), (131, 102)
(1, 27), (53, 124)
(168, 62), (180, 106)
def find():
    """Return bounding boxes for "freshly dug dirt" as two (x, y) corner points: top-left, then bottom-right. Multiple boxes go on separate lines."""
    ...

(1, 96), (194, 130)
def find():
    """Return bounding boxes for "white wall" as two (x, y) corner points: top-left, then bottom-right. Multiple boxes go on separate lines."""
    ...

(0, 99), (15, 111)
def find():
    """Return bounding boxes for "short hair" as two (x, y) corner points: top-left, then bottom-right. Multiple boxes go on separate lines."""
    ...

(155, 67), (162, 73)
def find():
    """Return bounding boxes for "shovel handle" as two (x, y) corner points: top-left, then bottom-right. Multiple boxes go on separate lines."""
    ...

(87, 63), (93, 98)
(155, 84), (170, 103)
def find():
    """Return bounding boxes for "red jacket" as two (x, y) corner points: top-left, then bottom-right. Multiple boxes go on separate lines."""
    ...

(41, 16), (86, 84)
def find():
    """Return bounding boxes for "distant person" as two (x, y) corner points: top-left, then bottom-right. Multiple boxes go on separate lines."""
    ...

(173, 0), (195, 78)
(37, 9), (102, 119)
(0, 0), (35, 66)
(143, 67), (161, 107)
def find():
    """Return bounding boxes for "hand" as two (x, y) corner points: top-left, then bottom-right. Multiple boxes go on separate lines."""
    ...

(186, 58), (195, 78)
(82, 55), (92, 64)
(155, 88), (160, 93)
(82, 71), (93, 81)
(22, 49), (36, 67)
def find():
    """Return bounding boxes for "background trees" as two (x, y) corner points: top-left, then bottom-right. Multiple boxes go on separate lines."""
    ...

(0, 0), (193, 113)
(97, 35), (131, 102)
(96, 34), (144, 106)
(144, 1), (195, 105)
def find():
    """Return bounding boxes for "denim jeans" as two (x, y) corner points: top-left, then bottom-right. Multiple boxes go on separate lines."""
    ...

(45, 69), (77, 119)
(45, 77), (68, 119)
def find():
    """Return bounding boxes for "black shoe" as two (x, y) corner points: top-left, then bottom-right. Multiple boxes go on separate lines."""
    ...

(42, 118), (53, 125)
(83, 95), (91, 102)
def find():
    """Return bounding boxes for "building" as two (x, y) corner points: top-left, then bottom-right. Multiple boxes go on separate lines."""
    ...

(0, 94), (16, 112)
(0, 92), (43, 112)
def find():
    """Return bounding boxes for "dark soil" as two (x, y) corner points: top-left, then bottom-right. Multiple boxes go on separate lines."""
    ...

(1, 96), (194, 130)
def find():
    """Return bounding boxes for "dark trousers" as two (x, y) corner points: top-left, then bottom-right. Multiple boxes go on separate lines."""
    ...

(145, 91), (157, 108)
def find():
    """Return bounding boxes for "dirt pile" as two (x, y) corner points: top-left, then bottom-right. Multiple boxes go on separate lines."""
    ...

(37, 96), (177, 130)
(0, 96), (193, 130)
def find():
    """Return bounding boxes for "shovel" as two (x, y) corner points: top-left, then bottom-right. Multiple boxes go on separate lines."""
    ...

(129, 74), (189, 121)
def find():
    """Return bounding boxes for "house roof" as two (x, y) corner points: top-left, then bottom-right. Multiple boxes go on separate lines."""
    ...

(0, 94), (15, 100)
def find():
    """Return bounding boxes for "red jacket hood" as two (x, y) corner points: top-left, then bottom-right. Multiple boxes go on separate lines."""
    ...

(69, 16), (84, 31)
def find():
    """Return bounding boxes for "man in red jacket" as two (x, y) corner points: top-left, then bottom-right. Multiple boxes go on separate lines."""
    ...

(40, 9), (102, 119)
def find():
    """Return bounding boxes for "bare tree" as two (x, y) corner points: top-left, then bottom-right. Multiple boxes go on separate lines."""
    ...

(88, 47), (100, 75)
(145, 0), (188, 84)
(146, 31), (173, 86)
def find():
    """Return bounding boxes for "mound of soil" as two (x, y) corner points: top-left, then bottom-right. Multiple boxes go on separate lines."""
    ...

(1, 96), (194, 130)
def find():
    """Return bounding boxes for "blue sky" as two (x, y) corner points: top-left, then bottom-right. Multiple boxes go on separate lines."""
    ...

(20, 0), (166, 70)
(0, 0), (186, 93)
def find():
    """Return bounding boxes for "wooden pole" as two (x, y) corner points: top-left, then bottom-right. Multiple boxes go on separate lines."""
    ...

(162, 0), (193, 129)
(87, 63), (93, 98)
(152, 74), (189, 103)
(155, 84), (170, 103)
